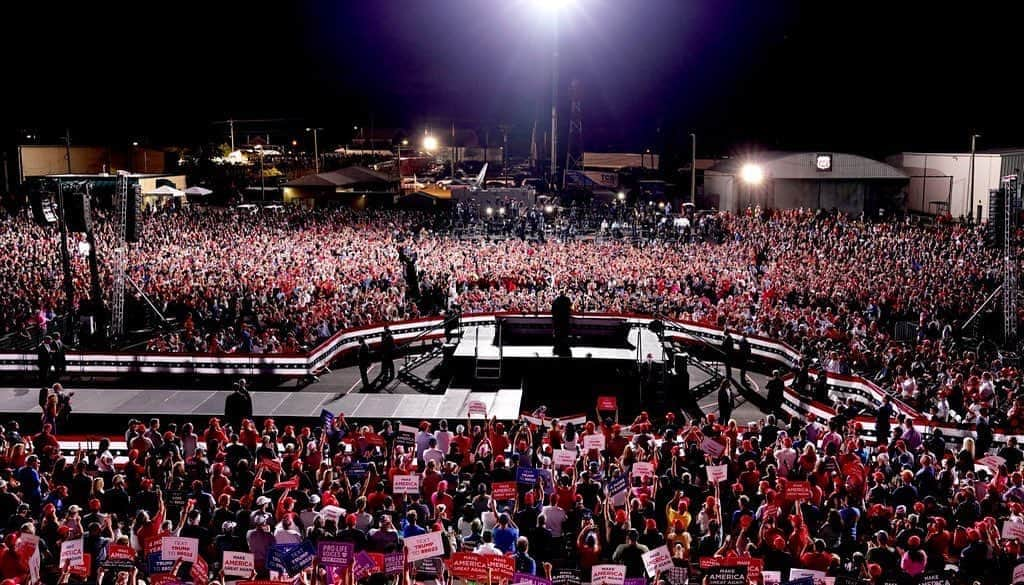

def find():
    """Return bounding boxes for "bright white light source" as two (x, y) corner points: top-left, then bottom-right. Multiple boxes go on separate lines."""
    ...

(617, 191), (625, 201)
(498, 207), (506, 215)
(531, 0), (573, 11)
(422, 135), (439, 152)
(544, 205), (554, 213)
(740, 163), (764, 185)
(485, 207), (493, 215)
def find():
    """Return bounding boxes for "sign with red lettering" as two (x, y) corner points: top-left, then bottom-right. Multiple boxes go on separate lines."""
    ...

(191, 555), (209, 585)
(393, 474), (420, 494)
(161, 537), (199, 563)
(404, 532), (444, 563)
(597, 396), (618, 411)
(223, 551), (256, 578)
(584, 434), (606, 452)
(447, 552), (489, 582)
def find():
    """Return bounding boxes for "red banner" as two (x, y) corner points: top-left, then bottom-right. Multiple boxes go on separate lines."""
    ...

(597, 396), (618, 411)
(191, 556), (209, 585)
(447, 552), (489, 582)
(782, 481), (812, 501)
(274, 477), (300, 491)
(492, 482), (518, 500)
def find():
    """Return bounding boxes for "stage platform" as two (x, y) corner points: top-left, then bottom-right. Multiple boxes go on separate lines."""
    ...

(453, 324), (665, 362)
(0, 386), (523, 422)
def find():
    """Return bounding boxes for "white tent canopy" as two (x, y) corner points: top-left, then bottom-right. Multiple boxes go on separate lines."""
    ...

(145, 185), (185, 197)
(184, 186), (213, 196)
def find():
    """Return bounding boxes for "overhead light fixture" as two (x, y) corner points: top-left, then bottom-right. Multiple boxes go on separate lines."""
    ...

(740, 163), (764, 185)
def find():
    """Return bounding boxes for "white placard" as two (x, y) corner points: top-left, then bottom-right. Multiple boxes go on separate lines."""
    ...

(642, 545), (674, 576)
(763, 571), (782, 585)
(320, 505), (346, 524)
(789, 569), (826, 585)
(404, 531), (445, 563)
(393, 474), (421, 494)
(632, 461), (654, 477)
(584, 434), (606, 451)
(60, 539), (83, 566)
(706, 464), (729, 483)
(222, 551), (255, 577)
(592, 564), (626, 585)
(161, 536), (199, 563)
(554, 449), (577, 467)
(1014, 563), (1024, 585)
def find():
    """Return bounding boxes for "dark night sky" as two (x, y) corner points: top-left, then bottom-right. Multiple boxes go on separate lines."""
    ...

(2, 0), (1022, 158)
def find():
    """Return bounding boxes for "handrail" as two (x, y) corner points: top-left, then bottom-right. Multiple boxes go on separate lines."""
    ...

(655, 311), (727, 357)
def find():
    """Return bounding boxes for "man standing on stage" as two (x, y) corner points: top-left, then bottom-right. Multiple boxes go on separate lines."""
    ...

(720, 330), (734, 381)
(36, 336), (52, 385)
(52, 332), (67, 381)
(738, 335), (751, 385)
(380, 327), (396, 383)
(717, 380), (734, 424)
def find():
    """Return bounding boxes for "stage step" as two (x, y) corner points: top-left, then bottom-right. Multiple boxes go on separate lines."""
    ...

(474, 357), (502, 380)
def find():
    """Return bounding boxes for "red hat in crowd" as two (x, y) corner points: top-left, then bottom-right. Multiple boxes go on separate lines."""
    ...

(868, 564), (883, 578)
(525, 493), (535, 505)
(615, 509), (628, 524)
(645, 519), (657, 530)
(913, 502), (925, 513)
(345, 514), (358, 527)
(89, 498), (102, 511)
(907, 536), (921, 549)
(494, 455), (505, 465)
(967, 528), (981, 542)
(772, 536), (786, 550)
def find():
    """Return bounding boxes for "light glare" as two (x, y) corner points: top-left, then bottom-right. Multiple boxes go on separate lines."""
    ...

(740, 163), (764, 185)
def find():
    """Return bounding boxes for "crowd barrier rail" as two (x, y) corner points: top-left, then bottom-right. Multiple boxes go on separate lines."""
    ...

(2, 312), (1018, 446)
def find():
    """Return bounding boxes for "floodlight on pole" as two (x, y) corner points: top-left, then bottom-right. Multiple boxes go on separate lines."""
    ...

(423, 134), (439, 152)
(740, 163), (764, 185)
(617, 191), (626, 201)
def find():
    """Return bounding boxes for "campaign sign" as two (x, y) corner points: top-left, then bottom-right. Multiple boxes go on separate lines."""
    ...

(704, 566), (748, 585)
(514, 573), (553, 585)
(789, 570), (826, 585)
(516, 466), (539, 485)
(164, 490), (189, 509)
(624, 579), (648, 585)
(492, 481), (518, 500)
(632, 461), (654, 477)
(584, 434), (606, 451)
(592, 565), (627, 585)
(384, 552), (406, 575)
(763, 571), (782, 585)
(536, 468), (555, 495)
(552, 568), (582, 585)
(60, 538), (84, 566)
(321, 505), (346, 525)
(706, 464), (729, 483)
(597, 396), (618, 411)
(317, 541), (354, 568)
(404, 532), (444, 563)
(395, 425), (417, 448)
(554, 449), (577, 467)
(147, 550), (175, 575)
(448, 552), (489, 581)
(392, 474), (420, 494)
(642, 545), (674, 576)
(701, 438), (726, 458)
(222, 552), (255, 578)
(103, 544), (135, 570)
(14, 533), (38, 563)
(320, 409), (335, 428)
(917, 571), (950, 585)
(783, 480), (813, 501)
(161, 536), (199, 563)
(700, 557), (762, 584)
(486, 555), (515, 581)
(666, 567), (690, 585)
(607, 473), (629, 505)
(69, 553), (91, 578)
(281, 541), (316, 575)
(191, 555), (209, 585)
(352, 551), (377, 581)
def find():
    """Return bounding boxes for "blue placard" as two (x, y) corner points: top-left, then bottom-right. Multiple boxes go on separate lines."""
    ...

(516, 466), (538, 485)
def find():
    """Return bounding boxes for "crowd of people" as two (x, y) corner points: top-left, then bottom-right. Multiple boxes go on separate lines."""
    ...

(2, 398), (1024, 585)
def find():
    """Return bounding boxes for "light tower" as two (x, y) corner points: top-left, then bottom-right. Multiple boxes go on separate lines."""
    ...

(564, 79), (584, 189)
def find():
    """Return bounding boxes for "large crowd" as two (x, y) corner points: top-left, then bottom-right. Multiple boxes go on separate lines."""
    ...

(3, 390), (1024, 585)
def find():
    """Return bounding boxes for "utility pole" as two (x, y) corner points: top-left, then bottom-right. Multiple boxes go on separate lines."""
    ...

(968, 133), (980, 222)
(307, 127), (322, 173)
(451, 121), (456, 182)
(229, 119), (236, 152)
(550, 14), (559, 189)
(690, 132), (697, 205)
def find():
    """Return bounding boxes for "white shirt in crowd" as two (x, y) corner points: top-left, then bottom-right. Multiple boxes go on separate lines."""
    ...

(541, 504), (567, 537)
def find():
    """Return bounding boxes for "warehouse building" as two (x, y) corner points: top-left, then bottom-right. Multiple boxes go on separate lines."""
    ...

(704, 152), (908, 215)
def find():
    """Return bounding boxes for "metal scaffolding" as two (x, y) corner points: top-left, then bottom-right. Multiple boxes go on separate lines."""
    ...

(1003, 174), (1020, 346)
(110, 173), (130, 338)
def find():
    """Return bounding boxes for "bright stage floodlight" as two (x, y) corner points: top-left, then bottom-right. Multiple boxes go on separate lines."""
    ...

(617, 191), (626, 201)
(740, 163), (764, 185)
(422, 135), (439, 152)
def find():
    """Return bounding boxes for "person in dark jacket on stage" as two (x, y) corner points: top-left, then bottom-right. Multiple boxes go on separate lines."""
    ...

(224, 379), (253, 431)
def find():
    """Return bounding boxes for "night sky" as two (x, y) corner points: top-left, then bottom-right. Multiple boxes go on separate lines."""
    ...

(3, 0), (1022, 157)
